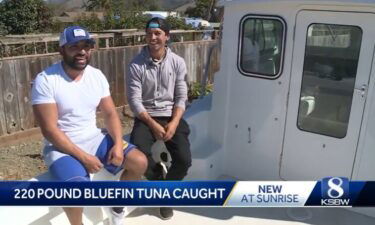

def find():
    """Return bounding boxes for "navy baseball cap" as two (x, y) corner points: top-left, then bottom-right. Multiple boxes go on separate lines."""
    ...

(59, 26), (95, 47)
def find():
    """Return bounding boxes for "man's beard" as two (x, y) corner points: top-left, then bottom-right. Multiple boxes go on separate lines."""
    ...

(63, 54), (90, 71)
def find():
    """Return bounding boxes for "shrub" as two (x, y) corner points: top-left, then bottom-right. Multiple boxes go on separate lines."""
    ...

(76, 14), (104, 31)
(166, 16), (193, 30)
(188, 82), (213, 101)
(0, 0), (52, 34)
(0, 21), (8, 36)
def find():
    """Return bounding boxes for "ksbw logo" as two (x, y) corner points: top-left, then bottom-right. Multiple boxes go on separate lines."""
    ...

(321, 177), (350, 206)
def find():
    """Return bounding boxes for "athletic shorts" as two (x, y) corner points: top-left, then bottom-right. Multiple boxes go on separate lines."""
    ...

(44, 134), (136, 181)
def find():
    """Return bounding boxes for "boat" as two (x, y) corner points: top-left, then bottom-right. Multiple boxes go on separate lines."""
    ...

(2, 0), (375, 224)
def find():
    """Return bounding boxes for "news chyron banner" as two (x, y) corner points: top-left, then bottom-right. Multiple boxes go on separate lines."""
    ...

(0, 178), (373, 206)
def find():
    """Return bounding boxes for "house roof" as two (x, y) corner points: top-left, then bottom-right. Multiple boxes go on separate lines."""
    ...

(53, 16), (75, 23)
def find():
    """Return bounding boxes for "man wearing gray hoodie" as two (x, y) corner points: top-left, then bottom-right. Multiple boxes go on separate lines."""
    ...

(126, 17), (191, 220)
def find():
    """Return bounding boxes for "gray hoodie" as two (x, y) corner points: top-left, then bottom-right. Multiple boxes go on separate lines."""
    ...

(126, 46), (188, 117)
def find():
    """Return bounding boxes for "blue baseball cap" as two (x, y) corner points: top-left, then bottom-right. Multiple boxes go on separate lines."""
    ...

(145, 17), (170, 34)
(59, 26), (95, 47)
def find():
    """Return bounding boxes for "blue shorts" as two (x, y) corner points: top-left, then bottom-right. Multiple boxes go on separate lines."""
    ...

(48, 135), (136, 181)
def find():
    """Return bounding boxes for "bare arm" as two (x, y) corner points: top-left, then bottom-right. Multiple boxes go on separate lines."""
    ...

(164, 106), (185, 141)
(138, 111), (166, 140)
(99, 96), (123, 146)
(33, 104), (103, 173)
(171, 107), (185, 123)
(98, 96), (124, 166)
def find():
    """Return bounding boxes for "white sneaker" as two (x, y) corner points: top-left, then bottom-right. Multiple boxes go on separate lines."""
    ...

(109, 208), (125, 225)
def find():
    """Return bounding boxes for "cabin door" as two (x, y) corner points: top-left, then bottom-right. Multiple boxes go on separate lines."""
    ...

(280, 11), (375, 180)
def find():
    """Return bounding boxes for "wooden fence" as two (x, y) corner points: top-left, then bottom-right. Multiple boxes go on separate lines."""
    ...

(0, 40), (220, 136)
(0, 30), (219, 58)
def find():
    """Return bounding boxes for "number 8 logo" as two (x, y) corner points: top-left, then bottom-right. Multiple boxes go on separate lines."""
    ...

(327, 177), (344, 199)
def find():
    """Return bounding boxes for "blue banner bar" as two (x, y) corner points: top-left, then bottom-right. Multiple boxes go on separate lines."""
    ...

(2, 179), (375, 207)
(0, 181), (235, 206)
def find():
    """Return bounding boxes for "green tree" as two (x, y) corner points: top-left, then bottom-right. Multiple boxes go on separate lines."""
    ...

(124, 0), (160, 11)
(103, 13), (117, 30)
(0, 21), (8, 36)
(121, 14), (150, 29)
(85, 0), (112, 11)
(0, 0), (52, 34)
(139, 0), (160, 11)
(76, 14), (104, 31)
(185, 0), (216, 21)
(166, 16), (193, 30)
(36, 1), (53, 32)
(86, 0), (160, 13)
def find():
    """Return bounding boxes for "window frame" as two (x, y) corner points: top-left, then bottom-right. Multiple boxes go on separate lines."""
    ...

(237, 14), (287, 79)
(296, 22), (363, 139)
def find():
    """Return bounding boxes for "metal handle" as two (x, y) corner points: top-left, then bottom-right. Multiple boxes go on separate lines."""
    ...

(355, 84), (367, 97)
(248, 127), (251, 143)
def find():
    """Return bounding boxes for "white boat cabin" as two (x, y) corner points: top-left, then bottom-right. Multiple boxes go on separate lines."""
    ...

(186, 0), (375, 183)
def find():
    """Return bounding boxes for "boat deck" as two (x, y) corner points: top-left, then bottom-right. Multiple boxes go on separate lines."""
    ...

(2, 206), (375, 225)
(126, 207), (375, 225)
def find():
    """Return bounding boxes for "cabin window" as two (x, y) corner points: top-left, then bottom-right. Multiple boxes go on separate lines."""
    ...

(297, 23), (362, 138)
(238, 16), (285, 78)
